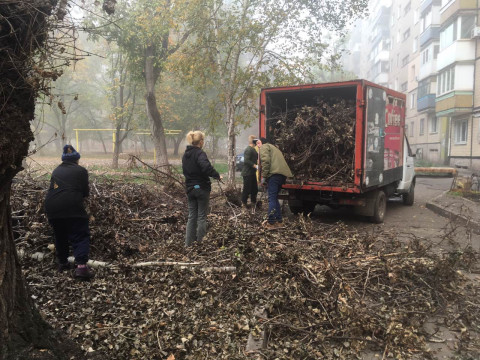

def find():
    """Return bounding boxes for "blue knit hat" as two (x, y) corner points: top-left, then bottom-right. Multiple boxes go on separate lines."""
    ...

(62, 145), (81, 162)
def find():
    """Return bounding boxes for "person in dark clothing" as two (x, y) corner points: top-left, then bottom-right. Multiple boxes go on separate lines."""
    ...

(241, 135), (258, 207)
(182, 131), (221, 246)
(45, 145), (94, 280)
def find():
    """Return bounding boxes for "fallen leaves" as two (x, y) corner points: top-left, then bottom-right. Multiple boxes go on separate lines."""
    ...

(10, 174), (480, 359)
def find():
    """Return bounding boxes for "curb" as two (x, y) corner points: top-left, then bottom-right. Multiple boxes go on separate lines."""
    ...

(426, 193), (480, 234)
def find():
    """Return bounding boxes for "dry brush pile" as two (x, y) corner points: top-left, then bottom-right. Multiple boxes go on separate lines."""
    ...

(273, 99), (357, 185)
(11, 174), (480, 359)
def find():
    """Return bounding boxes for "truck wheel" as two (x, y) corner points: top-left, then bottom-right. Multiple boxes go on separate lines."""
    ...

(303, 201), (316, 215)
(371, 190), (386, 223)
(402, 180), (415, 206)
(288, 201), (316, 215)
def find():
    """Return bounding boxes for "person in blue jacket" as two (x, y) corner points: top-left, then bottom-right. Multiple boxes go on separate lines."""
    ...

(182, 131), (221, 246)
(45, 145), (94, 280)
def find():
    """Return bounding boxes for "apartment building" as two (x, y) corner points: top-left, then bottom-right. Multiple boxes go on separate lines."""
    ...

(342, 0), (480, 170)
(364, 0), (393, 86)
(437, 0), (479, 168)
(388, 0), (422, 162)
(413, 0), (446, 162)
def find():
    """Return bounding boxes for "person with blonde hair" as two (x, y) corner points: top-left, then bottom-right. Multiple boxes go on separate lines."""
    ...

(182, 131), (221, 246)
(241, 134), (259, 207)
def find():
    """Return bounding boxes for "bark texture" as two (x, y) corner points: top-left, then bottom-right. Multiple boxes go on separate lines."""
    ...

(0, 1), (83, 358)
(145, 45), (169, 167)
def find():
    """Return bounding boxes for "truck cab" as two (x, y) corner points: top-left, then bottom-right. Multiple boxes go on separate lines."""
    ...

(396, 135), (416, 205)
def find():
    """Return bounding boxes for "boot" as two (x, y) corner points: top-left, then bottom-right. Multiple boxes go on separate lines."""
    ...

(74, 265), (95, 280)
(58, 262), (72, 272)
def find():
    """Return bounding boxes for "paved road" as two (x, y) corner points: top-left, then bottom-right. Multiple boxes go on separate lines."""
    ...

(298, 177), (479, 251)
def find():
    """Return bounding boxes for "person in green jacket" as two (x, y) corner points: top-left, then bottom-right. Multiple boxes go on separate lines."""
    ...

(257, 137), (293, 230)
(241, 135), (259, 207)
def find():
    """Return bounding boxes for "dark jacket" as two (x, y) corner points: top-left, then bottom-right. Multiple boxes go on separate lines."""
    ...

(241, 145), (258, 177)
(45, 162), (89, 220)
(182, 145), (220, 192)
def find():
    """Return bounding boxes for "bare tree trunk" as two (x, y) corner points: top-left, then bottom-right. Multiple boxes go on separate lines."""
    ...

(173, 135), (183, 156)
(112, 144), (120, 168)
(226, 105), (236, 189)
(210, 135), (219, 165)
(143, 134), (148, 153)
(145, 45), (169, 167)
(98, 133), (107, 154)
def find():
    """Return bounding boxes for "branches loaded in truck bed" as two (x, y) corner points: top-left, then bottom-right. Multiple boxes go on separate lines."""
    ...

(272, 98), (356, 185)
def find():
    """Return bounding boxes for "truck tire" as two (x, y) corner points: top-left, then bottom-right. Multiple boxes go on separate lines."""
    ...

(402, 180), (415, 206)
(288, 201), (316, 215)
(371, 190), (387, 223)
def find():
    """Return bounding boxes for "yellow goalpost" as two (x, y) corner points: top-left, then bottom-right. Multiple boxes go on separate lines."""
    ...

(73, 128), (181, 163)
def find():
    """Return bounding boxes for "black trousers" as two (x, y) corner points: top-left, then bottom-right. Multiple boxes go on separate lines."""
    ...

(242, 174), (258, 204)
(49, 218), (90, 265)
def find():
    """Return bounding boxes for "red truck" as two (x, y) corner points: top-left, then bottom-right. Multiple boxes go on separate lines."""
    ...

(259, 80), (416, 223)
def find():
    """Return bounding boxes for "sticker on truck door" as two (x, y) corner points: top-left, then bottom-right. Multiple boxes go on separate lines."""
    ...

(364, 87), (405, 188)
(364, 87), (386, 188)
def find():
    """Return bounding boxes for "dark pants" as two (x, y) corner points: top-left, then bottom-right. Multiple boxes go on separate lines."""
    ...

(241, 174), (258, 205)
(267, 174), (286, 224)
(186, 188), (210, 246)
(49, 218), (90, 265)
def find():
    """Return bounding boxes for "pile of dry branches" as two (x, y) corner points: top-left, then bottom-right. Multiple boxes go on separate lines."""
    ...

(11, 175), (480, 359)
(273, 99), (356, 185)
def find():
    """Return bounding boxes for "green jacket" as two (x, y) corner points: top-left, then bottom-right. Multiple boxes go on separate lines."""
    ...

(259, 143), (293, 179)
(241, 145), (258, 177)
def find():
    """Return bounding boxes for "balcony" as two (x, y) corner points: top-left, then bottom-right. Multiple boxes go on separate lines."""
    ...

(371, 29), (390, 47)
(374, 50), (390, 63)
(419, 26), (440, 47)
(421, 0), (442, 14)
(440, 0), (477, 23)
(373, 6), (391, 27)
(374, 73), (389, 85)
(419, 59), (437, 80)
(437, 40), (475, 70)
(436, 92), (473, 116)
(418, 94), (437, 111)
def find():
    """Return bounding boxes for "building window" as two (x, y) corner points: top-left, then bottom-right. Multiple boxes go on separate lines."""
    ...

(403, 28), (411, 41)
(414, 8), (419, 24)
(401, 82), (408, 92)
(411, 65), (416, 81)
(433, 45), (440, 59)
(410, 92), (416, 109)
(418, 79), (430, 98)
(422, 48), (430, 65)
(454, 119), (468, 144)
(440, 16), (477, 50)
(430, 117), (438, 133)
(410, 121), (414, 137)
(437, 66), (455, 95)
(413, 36), (418, 52)
(420, 118), (425, 135)
(404, 2), (411, 15)
(402, 55), (409, 67)
(461, 15), (476, 39)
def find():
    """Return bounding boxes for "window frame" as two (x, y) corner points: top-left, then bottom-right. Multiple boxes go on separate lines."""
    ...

(454, 118), (468, 144)
(429, 116), (438, 134)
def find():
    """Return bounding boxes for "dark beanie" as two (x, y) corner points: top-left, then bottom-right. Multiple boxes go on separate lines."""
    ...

(62, 144), (81, 162)
(260, 137), (268, 144)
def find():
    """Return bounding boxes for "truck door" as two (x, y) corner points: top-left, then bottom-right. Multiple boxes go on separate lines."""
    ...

(364, 87), (386, 188)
